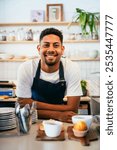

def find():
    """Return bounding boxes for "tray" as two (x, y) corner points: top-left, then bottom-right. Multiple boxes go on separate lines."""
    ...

(36, 123), (65, 141)
(67, 126), (98, 146)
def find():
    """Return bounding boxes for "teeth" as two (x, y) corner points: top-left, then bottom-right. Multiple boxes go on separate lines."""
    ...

(46, 55), (55, 57)
(47, 55), (54, 58)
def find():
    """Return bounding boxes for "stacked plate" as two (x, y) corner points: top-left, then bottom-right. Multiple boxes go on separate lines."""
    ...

(0, 107), (17, 131)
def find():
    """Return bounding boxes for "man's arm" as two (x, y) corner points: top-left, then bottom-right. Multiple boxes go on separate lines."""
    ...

(17, 96), (80, 122)
(37, 110), (76, 123)
(17, 96), (80, 112)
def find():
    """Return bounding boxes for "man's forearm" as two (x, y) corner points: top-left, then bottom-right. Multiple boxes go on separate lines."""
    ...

(17, 96), (80, 113)
(37, 110), (77, 123)
(37, 110), (61, 120)
(36, 101), (74, 111)
(18, 98), (72, 111)
(36, 96), (80, 112)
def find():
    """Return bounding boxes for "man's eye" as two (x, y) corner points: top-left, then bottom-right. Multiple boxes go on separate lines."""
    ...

(54, 44), (60, 48)
(43, 44), (49, 48)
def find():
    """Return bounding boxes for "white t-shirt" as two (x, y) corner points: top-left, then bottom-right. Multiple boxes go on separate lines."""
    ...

(16, 57), (83, 98)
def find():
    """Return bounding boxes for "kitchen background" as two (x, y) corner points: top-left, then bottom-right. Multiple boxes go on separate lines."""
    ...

(0, 0), (100, 96)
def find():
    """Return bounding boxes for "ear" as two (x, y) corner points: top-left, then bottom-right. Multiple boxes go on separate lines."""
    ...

(37, 45), (40, 53)
(61, 46), (65, 55)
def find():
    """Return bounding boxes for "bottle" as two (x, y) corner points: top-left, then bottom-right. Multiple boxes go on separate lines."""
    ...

(26, 29), (33, 41)
(33, 30), (39, 41)
(1, 30), (7, 41)
(7, 30), (16, 41)
(17, 28), (25, 41)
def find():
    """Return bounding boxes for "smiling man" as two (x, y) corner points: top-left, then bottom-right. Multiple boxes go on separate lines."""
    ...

(16, 28), (83, 123)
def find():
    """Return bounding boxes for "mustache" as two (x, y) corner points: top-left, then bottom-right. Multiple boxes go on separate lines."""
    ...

(44, 51), (58, 56)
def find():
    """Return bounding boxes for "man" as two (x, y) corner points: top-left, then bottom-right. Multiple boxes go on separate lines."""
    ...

(16, 28), (82, 122)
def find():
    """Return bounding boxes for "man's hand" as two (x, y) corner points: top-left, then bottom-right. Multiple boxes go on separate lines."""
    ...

(58, 111), (77, 123)
(17, 98), (33, 107)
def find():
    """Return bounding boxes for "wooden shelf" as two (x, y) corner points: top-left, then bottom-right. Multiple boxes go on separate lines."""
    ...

(0, 57), (100, 62)
(0, 21), (100, 27)
(0, 40), (99, 44)
(0, 58), (29, 62)
(0, 22), (79, 27)
(71, 57), (100, 61)
(0, 41), (38, 44)
(64, 40), (99, 43)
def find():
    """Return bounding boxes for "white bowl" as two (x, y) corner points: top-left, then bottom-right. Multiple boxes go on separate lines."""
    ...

(72, 115), (93, 129)
(72, 128), (88, 137)
(43, 120), (63, 138)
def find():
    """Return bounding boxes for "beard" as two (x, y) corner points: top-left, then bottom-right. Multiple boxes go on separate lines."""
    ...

(45, 59), (57, 66)
(44, 51), (60, 66)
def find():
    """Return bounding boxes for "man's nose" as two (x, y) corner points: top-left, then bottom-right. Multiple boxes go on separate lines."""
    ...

(48, 44), (55, 50)
(46, 50), (56, 55)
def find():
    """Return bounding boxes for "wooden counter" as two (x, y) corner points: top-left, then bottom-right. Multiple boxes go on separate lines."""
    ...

(0, 120), (100, 150)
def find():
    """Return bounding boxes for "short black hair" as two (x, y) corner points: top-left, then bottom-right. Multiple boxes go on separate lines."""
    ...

(39, 28), (63, 43)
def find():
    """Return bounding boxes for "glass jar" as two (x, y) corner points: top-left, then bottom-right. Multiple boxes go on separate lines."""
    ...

(0, 30), (7, 41)
(68, 33), (76, 40)
(33, 30), (39, 41)
(26, 29), (33, 41)
(7, 30), (16, 41)
(17, 28), (25, 41)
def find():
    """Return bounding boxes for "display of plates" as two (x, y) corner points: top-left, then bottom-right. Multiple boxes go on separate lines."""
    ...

(0, 107), (16, 131)
(0, 114), (15, 120)
(0, 107), (15, 114)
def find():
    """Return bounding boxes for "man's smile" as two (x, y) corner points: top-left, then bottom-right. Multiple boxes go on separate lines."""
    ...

(44, 51), (58, 57)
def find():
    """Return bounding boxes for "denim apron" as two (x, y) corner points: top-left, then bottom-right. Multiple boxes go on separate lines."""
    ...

(31, 60), (66, 104)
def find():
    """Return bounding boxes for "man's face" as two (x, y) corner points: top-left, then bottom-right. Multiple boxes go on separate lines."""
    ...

(37, 34), (64, 66)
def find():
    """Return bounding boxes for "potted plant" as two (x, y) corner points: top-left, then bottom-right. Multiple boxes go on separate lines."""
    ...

(80, 80), (87, 96)
(68, 8), (100, 39)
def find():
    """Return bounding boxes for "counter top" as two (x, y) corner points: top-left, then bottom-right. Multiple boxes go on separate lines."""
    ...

(0, 120), (100, 150)
(91, 96), (100, 103)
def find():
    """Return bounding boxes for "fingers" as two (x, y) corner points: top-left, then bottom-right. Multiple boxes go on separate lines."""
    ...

(58, 111), (76, 123)
(17, 99), (30, 108)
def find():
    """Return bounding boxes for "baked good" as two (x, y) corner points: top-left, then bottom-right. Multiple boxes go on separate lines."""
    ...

(73, 121), (87, 131)
(39, 123), (44, 131)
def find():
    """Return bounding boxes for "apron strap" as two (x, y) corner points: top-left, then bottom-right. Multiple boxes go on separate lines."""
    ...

(59, 61), (65, 81)
(35, 60), (41, 79)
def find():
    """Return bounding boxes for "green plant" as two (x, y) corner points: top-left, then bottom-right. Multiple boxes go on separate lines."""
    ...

(81, 80), (87, 96)
(68, 8), (100, 39)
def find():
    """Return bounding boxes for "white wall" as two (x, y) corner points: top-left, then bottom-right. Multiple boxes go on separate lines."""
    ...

(0, 0), (100, 22)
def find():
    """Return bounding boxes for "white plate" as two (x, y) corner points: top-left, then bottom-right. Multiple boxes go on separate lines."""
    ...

(0, 124), (16, 130)
(0, 107), (15, 115)
(0, 121), (16, 127)
(0, 114), (16, 119)
(0, 118), (16, 125)
(0, 116), (16, 126)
